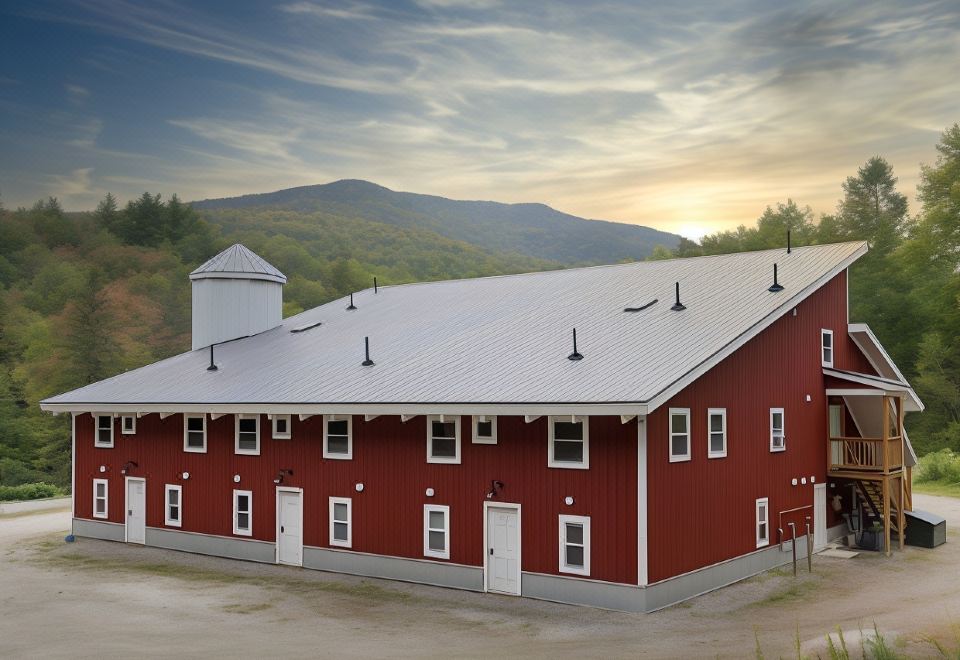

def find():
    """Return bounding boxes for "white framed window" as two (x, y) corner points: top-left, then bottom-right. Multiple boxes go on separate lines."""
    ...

(756, 497), (770, 548)
(423, 504), (450, 559)
(329, 497), (352, 548)
(183, 414), (207, 453)
(165, 484), (182, 528)
(472, 415), (497, 444)
(426, 415), (461, 464)
(559, 515), (590, 576)
(235, 415), (260, 455)
(95, 415), (114, 448)
(233, 490), (252, 536)
(121, 415), (136, 435)
(92, 478), (108, 519)
(272, 414), (292, 440)
(770, 408), (786, 452)
(821, 329), (834, 367)
(548, 416), (589, 469)
(707, 408), (727, 459)
(323, 415), (353, 460)
(669, 408), (691, 462)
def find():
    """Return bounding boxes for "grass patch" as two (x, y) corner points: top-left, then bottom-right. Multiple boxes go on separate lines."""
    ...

(0, 505), (71, 520)
(752, 576), (821, 607)
(913, 480), (960, 499)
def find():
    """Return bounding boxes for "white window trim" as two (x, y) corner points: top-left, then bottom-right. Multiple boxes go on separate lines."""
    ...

(272, 414), (292, 440)
(472, 415), (498, 444)
(235, 414), (261, 456)
(821, 328), (834, 368)
(233, 489), (253, 536)
(547, 416), (589, 469)
(707, 408), (727, 459)
(329, 497), (352, 548)
(183, 414), (207, 453)
(92, 478), (108, 519)
(426, 415), (461, 465)
(770, 408), (786, 453)
(668, 408), (691, 462)
(164, 484), (182, 528)
(121, 415), (136, 435)
(558, 514), (591, 576)
(756, 497), (770, 548)
(95, 415), (114, 448)
(423, 504), (450, 560)
(323, 415), (353, 460)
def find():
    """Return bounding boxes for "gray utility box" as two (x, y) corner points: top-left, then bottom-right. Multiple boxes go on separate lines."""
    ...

(904, 509), (947, 548)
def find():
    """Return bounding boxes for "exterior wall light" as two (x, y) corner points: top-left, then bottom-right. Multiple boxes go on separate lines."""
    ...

(564, 496), (575, 506)
(99, 465), (107, 473)
(120, 461), (138, 476)
(425, 488), (435, 497)
(181, 472), (190, 480)
(233, 475), (241, 483)
(273, 469), (293, 485)
(791, 478), (798, 486)
(355, 483), (364, 492)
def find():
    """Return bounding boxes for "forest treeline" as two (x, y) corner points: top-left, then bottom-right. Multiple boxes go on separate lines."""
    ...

(649, 123), (960, 455)
(0, 123), (957, 491)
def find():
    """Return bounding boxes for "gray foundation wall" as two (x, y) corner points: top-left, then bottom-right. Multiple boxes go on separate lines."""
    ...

(71, 519), (848, 613)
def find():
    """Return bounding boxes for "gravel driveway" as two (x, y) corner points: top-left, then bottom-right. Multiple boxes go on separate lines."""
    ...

(1, 495), (958, 658)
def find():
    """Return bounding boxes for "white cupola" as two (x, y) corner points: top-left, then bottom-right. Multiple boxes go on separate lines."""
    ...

(189, 244), (286, 350)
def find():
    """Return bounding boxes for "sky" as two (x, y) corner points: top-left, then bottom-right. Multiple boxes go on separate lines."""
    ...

(1, 1), (958, 239)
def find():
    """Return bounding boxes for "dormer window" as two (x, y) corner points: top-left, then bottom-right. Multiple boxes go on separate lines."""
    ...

(821, 329), (834, 367)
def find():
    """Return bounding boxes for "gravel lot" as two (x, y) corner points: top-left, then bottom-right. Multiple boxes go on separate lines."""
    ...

(1, 495), (959, 659)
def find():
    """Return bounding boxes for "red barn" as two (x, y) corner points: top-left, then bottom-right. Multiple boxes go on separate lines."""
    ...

(41, 240), (922, 611)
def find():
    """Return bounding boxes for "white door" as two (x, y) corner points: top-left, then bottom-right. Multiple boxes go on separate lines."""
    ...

(277, 490), (302, 566)
(486, 506), (520, 595)
(125, 479), (146, 544)
(814, 483), (827, 551)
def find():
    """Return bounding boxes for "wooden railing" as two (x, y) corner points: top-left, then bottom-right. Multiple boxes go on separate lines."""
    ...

(829, 436), (903, 473)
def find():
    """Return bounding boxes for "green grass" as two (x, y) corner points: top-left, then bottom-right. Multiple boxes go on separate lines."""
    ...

(914, 480), (960, 498)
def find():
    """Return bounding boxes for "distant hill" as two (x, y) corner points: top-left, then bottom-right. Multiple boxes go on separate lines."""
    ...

(193, 180), (680, 264)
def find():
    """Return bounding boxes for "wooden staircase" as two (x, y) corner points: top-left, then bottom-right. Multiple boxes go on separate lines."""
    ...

(856, 479), (904, 538)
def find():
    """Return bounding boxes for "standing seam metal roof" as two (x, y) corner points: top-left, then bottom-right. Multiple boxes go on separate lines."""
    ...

(42, 241), (868, 411)
(189, 244), (287, 283)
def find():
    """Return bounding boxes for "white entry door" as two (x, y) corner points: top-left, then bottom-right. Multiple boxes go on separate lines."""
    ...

(814, 483), (827, 551)
(125, 478), (146, 544)
(486, 506), (520, 595)
(277, 490), (302, 566)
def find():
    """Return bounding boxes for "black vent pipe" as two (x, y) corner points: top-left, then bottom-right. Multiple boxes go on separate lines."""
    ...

(568, 328), (583, 361)
(362, 336), (374, 366)
(346, 292), (357, 311)
(768, 263), (784, 292)
(207, 344), (218, 371)
(671, 282), (686, 311)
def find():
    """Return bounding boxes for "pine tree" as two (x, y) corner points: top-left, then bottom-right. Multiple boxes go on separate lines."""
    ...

(838, 157), (909, 256)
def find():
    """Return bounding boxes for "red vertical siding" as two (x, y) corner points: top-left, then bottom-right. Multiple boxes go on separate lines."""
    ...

(74, 412), (638, 584)
(646, 271), (859, 582)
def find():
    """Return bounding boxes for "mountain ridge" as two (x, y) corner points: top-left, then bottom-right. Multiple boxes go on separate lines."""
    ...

(193, 179), (680, 265)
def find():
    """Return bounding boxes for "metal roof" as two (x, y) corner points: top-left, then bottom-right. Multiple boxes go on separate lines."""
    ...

(190, 244), (287, 283)
(42, 241), (868, 414)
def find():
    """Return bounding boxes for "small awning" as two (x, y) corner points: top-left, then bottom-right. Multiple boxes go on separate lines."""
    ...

(824, 367), (924, 412)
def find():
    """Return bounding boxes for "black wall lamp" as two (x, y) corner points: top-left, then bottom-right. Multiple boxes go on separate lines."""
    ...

(485, 480), (504, 500)
(273, 469), (294, 485)
(120, 461), (138, 475)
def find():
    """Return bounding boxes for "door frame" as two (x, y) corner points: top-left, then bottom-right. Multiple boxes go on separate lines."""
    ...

(124, 476), (146, 544)
(814, 482), (828, 550)
(275, 486), (303, 567)
(482, 501), (522, 596)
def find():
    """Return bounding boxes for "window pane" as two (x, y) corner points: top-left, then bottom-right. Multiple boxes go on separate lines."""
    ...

(710, 415), (723, 433)
(123, 417), (133, 430)
(428, 530), (446, 551)
(237, 495), (249, 512)
(98, 416), (111, 429)
(334, 521), (348, 541)
(429, 510), (445, 530)
(328, 420), (348, 436)
(553, 440), (583, 463)
(187, 431), (205, 448)
(431, 421), (456, 439)
(187, 417), (204, 432)
(431, 437), (456, 458)
(671, 414), (687, 434)
(275, 418), (288, 433)
(98, 429), (111, 444)
(327, 435), (349, 455)
(772, 412), (783, 429)
(169, 505), (179, 521)
(168, 490), (178, 505)
(824, 348), (833, 361)
(672, 435), (688, 456)
(565, 523), (583, 545)
(476, 421), (493, 437)
(237, 512), (249, 529)
(710, 433), (724, 453)
(238, 434), (257, 450)
(823, 332), (833, 348)
(96, 483), (106, 497)
(565, 545), (584, 567)
(553, 421), (583, 441)
(333, 502), (348, 522)
(239, 418), (257, 433)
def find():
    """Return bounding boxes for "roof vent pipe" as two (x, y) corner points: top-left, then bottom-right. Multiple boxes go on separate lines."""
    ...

(671, 282), (686, 311)
(567, 328), (584, 361)
(768, 263), (784, 292)
(374, 277), (378, 294)
(207, 344), (218, 371)
(347, 293), (357, 311)
(787, 230), (792, 254)
(361, 336), (374, 367)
